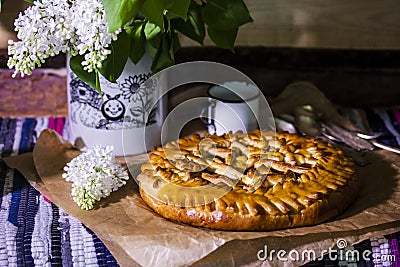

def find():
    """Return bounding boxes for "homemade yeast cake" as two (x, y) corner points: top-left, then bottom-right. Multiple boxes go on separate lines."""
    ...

(137, 130), (359, 231)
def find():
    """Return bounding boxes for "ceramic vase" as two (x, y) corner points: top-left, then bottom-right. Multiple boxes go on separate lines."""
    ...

(66, 55), (165, 156)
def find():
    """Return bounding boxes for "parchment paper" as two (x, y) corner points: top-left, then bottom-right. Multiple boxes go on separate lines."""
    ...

(4, 129), (400, 267)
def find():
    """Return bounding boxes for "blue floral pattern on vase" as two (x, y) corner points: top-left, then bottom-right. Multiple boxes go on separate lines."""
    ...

(69, 71), (155, 130)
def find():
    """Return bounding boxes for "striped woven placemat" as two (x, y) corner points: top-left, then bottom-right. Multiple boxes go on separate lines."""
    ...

(0, 118), (118, 266)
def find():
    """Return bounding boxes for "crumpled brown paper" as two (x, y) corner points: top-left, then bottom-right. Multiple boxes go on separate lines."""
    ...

(4, 129), (400, 267)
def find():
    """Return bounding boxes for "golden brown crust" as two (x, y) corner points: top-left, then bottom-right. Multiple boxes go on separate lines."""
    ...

(137, 130), (359, 231)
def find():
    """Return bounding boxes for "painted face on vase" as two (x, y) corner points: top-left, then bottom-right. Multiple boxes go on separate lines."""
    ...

(101, 94), (125, 121)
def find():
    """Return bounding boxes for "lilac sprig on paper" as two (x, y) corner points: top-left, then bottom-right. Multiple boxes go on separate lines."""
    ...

(7, 0), (120, 77)
(62, 145), (129, 210)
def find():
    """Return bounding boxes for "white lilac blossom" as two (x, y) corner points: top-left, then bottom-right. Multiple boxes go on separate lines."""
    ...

(62, 145), (129, 210)
(7, 0), (120, 77)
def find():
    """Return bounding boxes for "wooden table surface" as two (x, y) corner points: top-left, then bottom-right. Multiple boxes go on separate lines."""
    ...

(0, 69), (67, 118)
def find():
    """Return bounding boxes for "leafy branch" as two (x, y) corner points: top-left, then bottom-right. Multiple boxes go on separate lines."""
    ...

(15, 0), (252, 92)
(93, 0), (252, 88)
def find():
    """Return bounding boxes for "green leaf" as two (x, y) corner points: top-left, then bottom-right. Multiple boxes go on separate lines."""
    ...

(172, 30), (181, 54)
(170, 1), (205, 45)
(151, 33), (175, 73)
(0, 0), (3, 12)
(203, 0), (253, 30)
(139, 0), (170, 30)
(144, 21), (161, 40)
(102, 0), (145, 32)
(144, 21), (162, 60)
(168, 0), (190, 20)
(69, 55), (100, 93)
(98, 30), (130, 82)
(125, 20), (146, 64)
(24, 0), (35, 3)
(207, 27), (238, 52)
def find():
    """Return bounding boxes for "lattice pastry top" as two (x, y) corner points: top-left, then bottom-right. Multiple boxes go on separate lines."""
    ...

(138, 130), (359, 231)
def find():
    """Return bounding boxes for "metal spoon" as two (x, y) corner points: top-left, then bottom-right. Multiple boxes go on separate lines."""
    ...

(275, 118), (297, 134)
